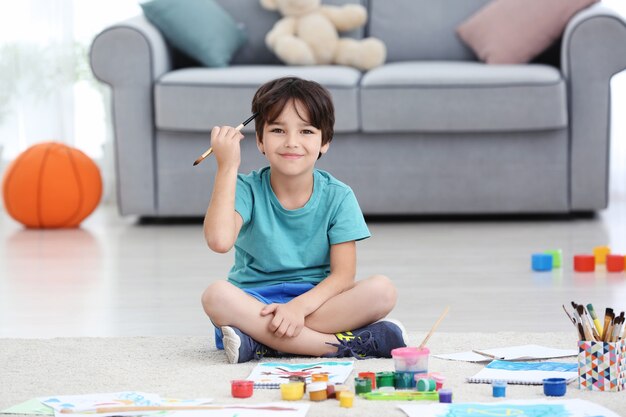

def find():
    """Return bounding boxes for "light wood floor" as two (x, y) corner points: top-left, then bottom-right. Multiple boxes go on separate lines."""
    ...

(1, 194), (626, 338)
(1, 74), (625, 339)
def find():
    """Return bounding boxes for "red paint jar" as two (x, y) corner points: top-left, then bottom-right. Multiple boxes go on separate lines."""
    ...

(606, 254), (625, 272)
(231, 380), (253, 398)
(574, 255), (595, 272)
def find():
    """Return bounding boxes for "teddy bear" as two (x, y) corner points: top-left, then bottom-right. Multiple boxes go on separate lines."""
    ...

(260, 0), (386, 71)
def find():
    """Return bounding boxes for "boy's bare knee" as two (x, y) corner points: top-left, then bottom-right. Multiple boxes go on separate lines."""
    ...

(200, 280), (233, 323)
(370, 274), (397, 313)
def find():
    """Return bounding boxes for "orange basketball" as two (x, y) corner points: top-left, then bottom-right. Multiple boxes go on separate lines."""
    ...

(2, 142), (102, 228)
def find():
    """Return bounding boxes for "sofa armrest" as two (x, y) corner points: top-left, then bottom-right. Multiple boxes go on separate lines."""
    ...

(90, 15), (173, 215)
(561, 4), (626, 211)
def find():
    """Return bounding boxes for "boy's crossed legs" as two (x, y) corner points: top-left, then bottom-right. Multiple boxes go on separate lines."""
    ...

(201, 275), (406, 363)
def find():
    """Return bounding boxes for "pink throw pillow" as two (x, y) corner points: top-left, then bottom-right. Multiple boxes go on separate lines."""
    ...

(457, 0), (599, 64)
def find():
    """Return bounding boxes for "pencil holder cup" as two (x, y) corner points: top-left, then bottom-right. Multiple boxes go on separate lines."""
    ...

(577, 340), (626, 392)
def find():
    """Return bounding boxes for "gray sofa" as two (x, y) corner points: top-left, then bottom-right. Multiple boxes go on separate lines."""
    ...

(90, 0), (626, 217)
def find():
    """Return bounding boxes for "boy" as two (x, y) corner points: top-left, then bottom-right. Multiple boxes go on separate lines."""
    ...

(201, 77), (406, 364)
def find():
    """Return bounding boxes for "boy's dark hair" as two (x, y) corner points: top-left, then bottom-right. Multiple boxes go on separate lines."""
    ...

(252, 77), (335, 151)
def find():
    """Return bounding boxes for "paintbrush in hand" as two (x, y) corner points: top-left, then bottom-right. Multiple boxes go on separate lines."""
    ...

(193, 113), (257, 166)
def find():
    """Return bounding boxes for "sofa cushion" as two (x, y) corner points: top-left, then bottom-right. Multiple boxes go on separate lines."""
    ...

(360, 62), (567, 133)
(456, 0), (599, 64)
(140, 0), (247, 67)
(155, 66), (361, 133)
(368, 0), (491, 62)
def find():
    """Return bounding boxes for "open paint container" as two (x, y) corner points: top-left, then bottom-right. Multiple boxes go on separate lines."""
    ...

(543, 378), (567, 397)
(391, 346), (430, 373)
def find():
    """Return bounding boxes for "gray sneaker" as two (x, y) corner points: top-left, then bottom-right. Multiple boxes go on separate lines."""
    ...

(221, 326), (277, 364)
(325, 319), (408, 359)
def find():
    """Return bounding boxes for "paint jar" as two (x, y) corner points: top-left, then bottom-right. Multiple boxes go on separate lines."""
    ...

(288, 376), (306, 392)
(311, 373), (329, 383)
(358, 371), (377, 389)
(431, 373), (446, 390)
(339, 391), (354, 408)
(531, 253), (553, 271)
(280, 382), (304, 401)
(391, 347), (429, 373)
(492, 380), (507, 397)
(231, 380), (253, 398)
(376, 372), (395, 388)
(416, 378), (437, 392)
(543, 378), (567, 397)
(574, 255), (595, 272)
(354, 377), (372, 394)
(394, 371), (416, 389)
(438, 388), (453, 403)
(307, 382), (328, 401)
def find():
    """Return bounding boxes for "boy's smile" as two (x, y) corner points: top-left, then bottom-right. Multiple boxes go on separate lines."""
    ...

(258, 99), (329, 180)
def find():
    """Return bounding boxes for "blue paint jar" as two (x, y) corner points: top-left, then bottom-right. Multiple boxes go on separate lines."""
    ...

(532, 253), (553, 271)
(492, 380), (507, 397)
(543, 378), (567, 396)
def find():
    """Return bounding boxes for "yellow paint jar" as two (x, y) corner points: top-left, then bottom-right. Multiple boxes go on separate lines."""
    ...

(339, 391), (354, 408)
(307, 381), (328, 401)
(280, 382), (304, 401)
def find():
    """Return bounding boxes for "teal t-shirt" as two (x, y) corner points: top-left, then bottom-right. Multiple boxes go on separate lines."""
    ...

(229, 167), (370, 288)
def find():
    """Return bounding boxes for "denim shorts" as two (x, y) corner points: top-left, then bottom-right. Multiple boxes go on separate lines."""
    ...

(213, 282), (315, 349)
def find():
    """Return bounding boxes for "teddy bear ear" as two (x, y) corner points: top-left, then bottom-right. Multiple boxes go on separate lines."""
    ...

(260, 0), (278, 11)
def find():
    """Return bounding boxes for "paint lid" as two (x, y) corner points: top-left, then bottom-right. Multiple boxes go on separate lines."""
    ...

(391, 347), (430, 357)
(307, 381), (327, 392)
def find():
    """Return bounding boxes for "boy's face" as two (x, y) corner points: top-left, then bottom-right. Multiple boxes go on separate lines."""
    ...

(257, 99), (329, 178)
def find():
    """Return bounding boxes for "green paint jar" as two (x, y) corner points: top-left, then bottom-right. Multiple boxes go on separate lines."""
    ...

(376, 371), (395, 388)
(354, 377), (372, 394)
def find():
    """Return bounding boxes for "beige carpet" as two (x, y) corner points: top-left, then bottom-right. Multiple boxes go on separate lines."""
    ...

(1, 332), (623, 417)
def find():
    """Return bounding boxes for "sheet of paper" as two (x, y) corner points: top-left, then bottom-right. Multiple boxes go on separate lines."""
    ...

(399, 399), (621, 417)
(40, 392), (162, 413)
(65, 403), (310, 417)
(247, 360), (354, 388)
(432, 344), (577, 362)
(1, 398), (54, 415)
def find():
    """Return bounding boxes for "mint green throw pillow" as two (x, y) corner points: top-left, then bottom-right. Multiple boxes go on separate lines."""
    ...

(140, 0), (247, 67)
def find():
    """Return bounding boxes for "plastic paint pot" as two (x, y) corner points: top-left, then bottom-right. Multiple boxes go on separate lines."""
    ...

(280, 382), (304, 401)
(394, 371), (416, 389)
(376, 371), (395, 388)
(574, 255), (595, 272)
(339, 391), (354, 408)
(354, 377), (372, 394)
(606, 254), (625, 272)
(431, 373), (445, 390)
(391, 346), (430, 372)
(307, 381), (328, 401)
(358, 371), (377, 389)
(543, 378), (567, 397)
(231, 380), (253, 398)
(532, 253), (553, 271)
(416, 378), (437, 392)
(438, 388), (453, 403)
(492, 380), (507, 397)
(311, 373), (329, 382)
